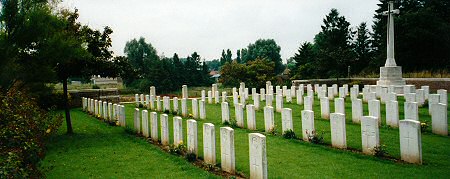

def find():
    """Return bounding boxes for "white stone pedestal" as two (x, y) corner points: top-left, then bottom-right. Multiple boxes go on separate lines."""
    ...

(377, 66), (405, 87)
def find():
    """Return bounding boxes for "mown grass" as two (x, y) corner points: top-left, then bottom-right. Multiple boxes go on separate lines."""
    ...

(44, 92), (450, 178)
(41, 109), (217, 178)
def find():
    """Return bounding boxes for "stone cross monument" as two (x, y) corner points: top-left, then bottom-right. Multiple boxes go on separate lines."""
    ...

(377, 1), (406, 87)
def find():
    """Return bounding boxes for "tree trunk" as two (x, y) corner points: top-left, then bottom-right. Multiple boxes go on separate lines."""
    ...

(63, 78), (73, 134)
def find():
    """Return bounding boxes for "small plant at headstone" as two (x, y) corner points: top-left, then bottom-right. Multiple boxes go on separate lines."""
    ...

(229, 119), (238, 128)
(168, 143), (187, 155)
(283, 129), (296, 139)
(267, 126), (278, 136)
(373, 144), (388, 158)
(92, 84), (100, 89)
(203, 163), (215, 171)
(188, 114), (194, 119)
(420, 122), (429, 132)
(307, 130), (325, 144)
(164, 110), (170, 114)
(138, 104), (144, 108)
(172, 111), (178, 115)
(222, 120), (230, 126)
(185, 151), (197, 162)
(124, 126), (137, 135)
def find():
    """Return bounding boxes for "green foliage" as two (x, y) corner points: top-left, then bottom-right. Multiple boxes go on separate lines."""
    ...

(92, 84), (100, 89)
(420, 122), (429, 133)
(306, 130), (325, 144)
(241, 39), (284, 74)
(0, 86), (63, 178)
(168, 144), (187, 155)
(372, 0), (450, 72)
(373, 144), (388, 158)
(185, 151), (197, 162)
(122, 41), (213, 93)
(220, 59), (275, 89)
(283, 129), (296, 139)
(267, 126), (278, 136)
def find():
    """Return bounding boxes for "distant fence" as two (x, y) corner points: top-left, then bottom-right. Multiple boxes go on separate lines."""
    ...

(69, 88), (120, 107)
(292, 78), (450, 91)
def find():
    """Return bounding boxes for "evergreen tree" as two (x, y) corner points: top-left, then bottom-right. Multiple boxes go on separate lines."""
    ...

(354, 22), (373, 73)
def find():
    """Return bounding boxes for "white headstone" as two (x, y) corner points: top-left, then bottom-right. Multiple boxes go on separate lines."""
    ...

(140, 94), (144, 105)
(264, 106), (274, 132)
(260, 89), (266, 101)
(352, 99), (363, 124)
(222, 91), (227, 103)
(415, 89), (425, 106)
(252, 88), (257, 100)
(192, 98), (199, 119)
(173, 97), (179, 113)
(135, 94), (139, 107)
(173, 116), (183, 146)
(203, 123), (216, 165)
(339, 87), (345, 99)
(286, 89), (292, 103)
(150, 95), (155, 110)
(215, 91), (220, 104)
(182, 85), (188, 99)
(399, 120), (422, 164)
(142, 110), (149, 137)
(187, 119), (198, 156)
(199, 100), (206, 120)
(304, 96), (313, 111)
(233, 91), (239, 105)
(208, 90), (212, 104)
(156, 96), (161, 111)
(151, 112), (158, 141)
(388, 92), (397, 102)
(428, 94), (440, 115)
(361, 116), (380, 155)
(222, 102), (230, 123)
(254, 94), (260, 110)
(431, 103), (448, 136)
(247, 104), (256, 130)
(421, 86), (429, 100)
(163, 96), (170, 112)
(327, 87), (334, 100)
(181, 98), (187, 117)
(301, 110), (315, 141)
(320, 97), (330, 120)
(201, 90), (206, 101)
(334, 98), (345, 114)
(281, 108), (293, 134)
(134, 108), (141, 133)
(405, 93), (416, 103)
(145, 95), (150, 109)
(350, 87), (358, 100)
(404, 102), (419, 121)
(404, 85), (415, 94)
(296, 88), (304, 105)
(437, 89), (448, 105)
(220, 127), (235, 174)
(368, 100), (381, 125)
(275, 94), (283, 112)
(249, 133), (268, 179)
(160, 114), (169, 145)
(266, 94), (273, 107)
(386, 100), (399, 128)
(330, 113), (347, 149)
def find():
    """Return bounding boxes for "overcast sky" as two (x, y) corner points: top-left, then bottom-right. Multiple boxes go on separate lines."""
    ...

(60, 0), (379, 61)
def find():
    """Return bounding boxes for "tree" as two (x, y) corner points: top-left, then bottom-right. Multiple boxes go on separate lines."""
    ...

(236, 49), (241, 63)
(124, 37), (159, 75)
(0, 2), (117, 134)
(219, 61), (247, 87)
(291, 42), (316, 79)
(372, 0), (450, 72)
(313, 9), (355, 78)
(241, 39), (284, 74)
(354, 22), (373, 73)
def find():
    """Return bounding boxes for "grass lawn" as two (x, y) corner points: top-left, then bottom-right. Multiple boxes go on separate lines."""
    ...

(43, 93), (450, 178)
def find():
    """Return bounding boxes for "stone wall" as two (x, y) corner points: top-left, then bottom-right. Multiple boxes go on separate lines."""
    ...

(69, 88), (120, 107)
(292, 78), (450, 91)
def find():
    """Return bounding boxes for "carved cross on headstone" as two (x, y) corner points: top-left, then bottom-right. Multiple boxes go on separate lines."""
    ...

(382, 1), (400, 67)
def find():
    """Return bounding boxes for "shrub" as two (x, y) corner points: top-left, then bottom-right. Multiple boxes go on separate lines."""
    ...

(92, 84), (100, 89)
(168, 144), (187, 155)
(420, 122), (429, 133)
(0, 86), (63, 178)
(283, 129), (296, 139)
(306, 130), (324, 144)
(185, 151), (197, 162)
(373, 144), (388, 158)
(267, 126), (278, 136)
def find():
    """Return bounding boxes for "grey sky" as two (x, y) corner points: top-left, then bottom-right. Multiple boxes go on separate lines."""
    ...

(61, 0), (379, 61)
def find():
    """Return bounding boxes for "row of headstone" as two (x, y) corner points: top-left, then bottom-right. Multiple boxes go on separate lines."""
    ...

(82, 97), (126, 127)
(128, 109), (268, 178)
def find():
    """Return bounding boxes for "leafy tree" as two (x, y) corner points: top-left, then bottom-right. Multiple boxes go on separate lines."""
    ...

(124, 37), (159, 75)
(241, 39), (284, 74)
(292, 42), (316, 79)
(246, 58), (275, 88)
(372, 0), (450, 72)
(354, 22), (373, 73)
(219, 61), (247, 87)
(313, 9), (355, 78)
(236, 49), (241, 63)
(206, 59), (220, 71)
